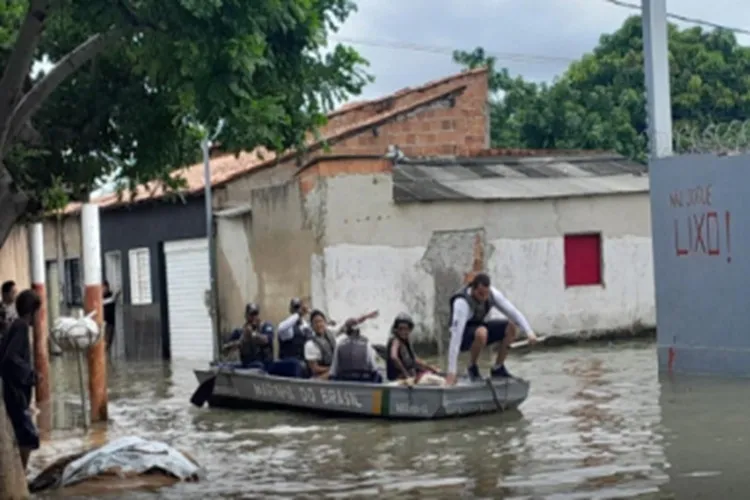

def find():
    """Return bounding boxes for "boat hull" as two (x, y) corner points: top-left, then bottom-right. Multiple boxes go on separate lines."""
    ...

(193, 368), (529, 420)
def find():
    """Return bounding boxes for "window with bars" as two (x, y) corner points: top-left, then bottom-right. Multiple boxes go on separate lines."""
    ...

(128, 247), (152, 305)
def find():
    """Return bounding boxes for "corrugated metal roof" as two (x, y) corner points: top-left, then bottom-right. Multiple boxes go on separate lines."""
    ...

(392, 154), (648, 202)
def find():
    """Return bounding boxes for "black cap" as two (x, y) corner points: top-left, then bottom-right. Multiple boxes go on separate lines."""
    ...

(245, 303), (260, 316)
(289, 297), (302, 313)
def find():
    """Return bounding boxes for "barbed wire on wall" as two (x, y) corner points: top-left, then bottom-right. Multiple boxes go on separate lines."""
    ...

(670, 120), (750, 156)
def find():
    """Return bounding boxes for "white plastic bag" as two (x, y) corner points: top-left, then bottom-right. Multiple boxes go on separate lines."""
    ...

(50, 311), (100, 351)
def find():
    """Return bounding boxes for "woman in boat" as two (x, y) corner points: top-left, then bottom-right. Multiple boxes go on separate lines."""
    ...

(304, 310), (338, 378)
(386, 313), (441, 383)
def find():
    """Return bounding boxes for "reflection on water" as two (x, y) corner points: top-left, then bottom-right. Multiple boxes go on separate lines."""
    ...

(25, 341), (750, 498)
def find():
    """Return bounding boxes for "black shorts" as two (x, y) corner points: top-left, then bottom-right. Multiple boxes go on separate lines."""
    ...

(459, 320), (509, 352)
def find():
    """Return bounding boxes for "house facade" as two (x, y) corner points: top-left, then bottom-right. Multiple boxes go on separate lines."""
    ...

(39, 197), (209, 361)
(215, 150), (655, 349)
(210, 68), (492, 333)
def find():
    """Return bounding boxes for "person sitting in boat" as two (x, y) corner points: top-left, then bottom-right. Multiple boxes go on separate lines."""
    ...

(277, 297), (314, 372)
(328, 319), (381, 383)
(446, 272), (537, 386)
(386, 313), (441, 384)
(222, 303), (274, 368)
(304, 310), (338, 378)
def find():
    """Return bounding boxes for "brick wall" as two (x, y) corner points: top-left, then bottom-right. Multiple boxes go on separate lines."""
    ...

(321, 69), (489, 157)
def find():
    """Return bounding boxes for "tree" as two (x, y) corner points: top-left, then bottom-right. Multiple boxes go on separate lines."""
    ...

(454, 16), (750, 161)
(0, 0), (371, 245)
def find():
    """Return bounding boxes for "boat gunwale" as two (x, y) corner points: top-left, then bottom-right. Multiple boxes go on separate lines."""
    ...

(195, 367), (530, 393)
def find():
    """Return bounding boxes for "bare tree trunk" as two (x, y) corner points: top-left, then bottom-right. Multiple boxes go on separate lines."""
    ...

(0, 0), (51, 157)
(0, 180), (29, 251)
(0, 382), (30, 500)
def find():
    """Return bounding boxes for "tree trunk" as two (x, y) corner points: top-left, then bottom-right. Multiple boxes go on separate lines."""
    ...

(0, 177), (29, 249)
(0, 381), (30, 500)
(0, 0), (51, 157)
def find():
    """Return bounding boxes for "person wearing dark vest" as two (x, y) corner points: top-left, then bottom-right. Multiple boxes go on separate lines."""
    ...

(446, 273), (537, 385)
(0, 289), (41, 471)
(386, 313), (440, 382)
(304, 310), (338, 378)
(277, 298), (313, 372)
(328, 319), (381, 382)
(222, 303), (274, 367)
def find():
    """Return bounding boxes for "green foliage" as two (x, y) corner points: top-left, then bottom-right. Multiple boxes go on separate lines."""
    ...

(454, 16), (750, 161)
(1, 0), (371, 212)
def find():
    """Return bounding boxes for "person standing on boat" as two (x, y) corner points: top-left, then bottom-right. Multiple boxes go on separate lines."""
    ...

(386, 313), (441, 383)
(304, 310), (338, 378)
(446, 273), (537, 385)
(277, 298), (313, 363)
(0, 289), (41, 471)
(223, 303), (274, 367)
(328, 319), (381, 382)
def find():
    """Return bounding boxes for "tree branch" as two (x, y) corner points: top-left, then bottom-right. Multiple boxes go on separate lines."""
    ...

(7, 29), (122, 146)
(0, 0), (52, 155)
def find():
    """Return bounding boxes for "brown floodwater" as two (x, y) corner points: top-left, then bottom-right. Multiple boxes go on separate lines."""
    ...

(26, 341), (750, 499)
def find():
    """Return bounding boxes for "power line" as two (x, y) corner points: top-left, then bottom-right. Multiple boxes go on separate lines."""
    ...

(603, 0), (750, 36)
(329, 36), (575, 65)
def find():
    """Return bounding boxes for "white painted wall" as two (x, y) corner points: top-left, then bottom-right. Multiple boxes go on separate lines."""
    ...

(309, 173), (655, 345)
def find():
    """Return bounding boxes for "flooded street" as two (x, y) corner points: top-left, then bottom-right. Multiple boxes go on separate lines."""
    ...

(28, 341), (748, 499)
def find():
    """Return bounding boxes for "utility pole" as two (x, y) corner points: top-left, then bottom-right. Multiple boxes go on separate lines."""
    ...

(200, 120), (225, 361)
(642, 0), (673, 158)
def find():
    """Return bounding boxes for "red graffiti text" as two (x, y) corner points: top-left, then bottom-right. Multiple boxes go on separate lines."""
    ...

(673, 210), (732, 262)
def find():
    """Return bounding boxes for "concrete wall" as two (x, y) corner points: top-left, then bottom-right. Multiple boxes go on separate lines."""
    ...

(0, 225), (30, 290)
(216, 181), (318, 331)
(307, 171), (655, 347)
(650, 153), (746, 376)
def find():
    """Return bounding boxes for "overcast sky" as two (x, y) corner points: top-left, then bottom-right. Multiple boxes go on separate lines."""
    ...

(331, 0), (750, 102)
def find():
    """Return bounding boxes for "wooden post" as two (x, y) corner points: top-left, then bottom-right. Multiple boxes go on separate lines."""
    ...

(0, 382), (30, 499)
(29, 222), (51, 437)
(81, 203), (108, 423)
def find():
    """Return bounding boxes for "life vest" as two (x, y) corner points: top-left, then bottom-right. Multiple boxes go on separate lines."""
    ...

(449, 285), (499, 326)
(385, 336), (418, 381)
(238, 321), (274, 365)
(278, 320), (312, 360)
(310, 330), (337, 367)
(331, 335), (377, 382)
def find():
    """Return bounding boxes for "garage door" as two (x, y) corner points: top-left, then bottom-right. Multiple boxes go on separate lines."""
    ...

(163, 238), (213, 362)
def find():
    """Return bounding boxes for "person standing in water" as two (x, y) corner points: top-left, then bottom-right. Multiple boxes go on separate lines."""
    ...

(102, 280), (120, 353)
(446, 273), (537, 385)
(0, 289), (42, 470)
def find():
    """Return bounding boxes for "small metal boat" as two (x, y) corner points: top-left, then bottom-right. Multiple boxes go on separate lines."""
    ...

(192, 366), (529, 420)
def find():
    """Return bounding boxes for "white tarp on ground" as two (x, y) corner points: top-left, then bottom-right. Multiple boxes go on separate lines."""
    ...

(61, 436), (204, 487)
